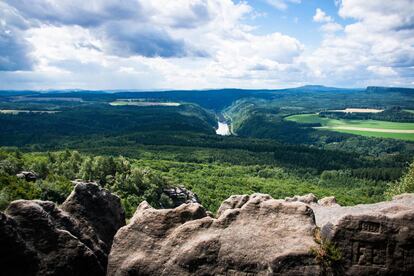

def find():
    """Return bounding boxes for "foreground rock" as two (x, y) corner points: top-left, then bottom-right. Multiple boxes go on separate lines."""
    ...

(108, 194), (320, 276)
(0, 182), (125, 276)
(313, 193), (414, 275)
(62, 182), (125, 251)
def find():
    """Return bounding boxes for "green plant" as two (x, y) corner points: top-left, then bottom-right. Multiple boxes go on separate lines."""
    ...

(311, 228), (342, 274)
(385, 161), (414, 198)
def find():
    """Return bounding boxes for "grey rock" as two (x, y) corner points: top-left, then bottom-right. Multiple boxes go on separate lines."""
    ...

(108, 194), (320, 276)
(61, 182), (125, 250)
(5, 200), (105, 276)
(313, 193), (414, 275)
(16, 171), (38, 182)
(0, 182), (125, 276)
(162, 186), (200, 207)
(0, 212), (39, 276)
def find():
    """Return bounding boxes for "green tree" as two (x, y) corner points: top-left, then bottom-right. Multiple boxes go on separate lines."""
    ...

(386, 161), (414, 198)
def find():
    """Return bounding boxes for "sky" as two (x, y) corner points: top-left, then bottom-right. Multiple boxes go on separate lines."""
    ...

(0, 0), (413, 90)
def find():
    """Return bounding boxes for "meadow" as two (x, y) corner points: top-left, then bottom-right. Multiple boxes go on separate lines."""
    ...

(285, 113), (414, 141)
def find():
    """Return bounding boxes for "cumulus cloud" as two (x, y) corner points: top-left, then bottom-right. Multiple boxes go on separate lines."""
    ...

(313, 8), (333, 23)
(307, 0), (414, 86)
(0, 0), (413, 88)
(0, 2), (33, 71)
(320, 22), (343, 33)
(4, 0), (143, 27)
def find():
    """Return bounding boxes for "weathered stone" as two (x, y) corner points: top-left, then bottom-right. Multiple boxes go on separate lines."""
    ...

(285, 193), (318, 204)
(313, 193), (414, 275)
(317, 196), (339, 207)
(0, 212), (39, 276)
(61, 182), (125, 250)
(0, 182), (125, 276)
(162, 186), (200, 207)
(16, 171), (38, 182)
(5, 200), (105, 276)
(108, 193), (320, 276)
(216, 194), (265, 217)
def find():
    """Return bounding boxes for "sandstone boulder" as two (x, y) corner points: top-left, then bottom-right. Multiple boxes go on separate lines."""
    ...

(4, 200), (104, 276)
(0, 212), (39, 276)
(108, 193), (321, 276)
(285, 193), (318, 204)
(317, 196), (339, 207)
(0, 182), (125, 276)
(62, 182), (125, 250)
(313, 193), (414, 275)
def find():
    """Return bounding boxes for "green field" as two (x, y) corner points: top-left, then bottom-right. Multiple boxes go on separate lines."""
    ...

(110, 101), (180, 107)
(286, 113), (414, 141)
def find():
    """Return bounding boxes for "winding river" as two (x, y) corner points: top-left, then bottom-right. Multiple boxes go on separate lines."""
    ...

(216, 121), (231, 136)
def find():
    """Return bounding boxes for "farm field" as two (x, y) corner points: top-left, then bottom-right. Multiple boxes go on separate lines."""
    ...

(285, 113), (414, 140)
(110, 100), (181, 107)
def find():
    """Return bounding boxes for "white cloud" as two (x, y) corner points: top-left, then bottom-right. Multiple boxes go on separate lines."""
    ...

(0, 0), (413, 89)
(313, 8), (332, 23)
(0, 0), (307, 89)
(367, 65), (397, 76)
(266, 0), (301, 11)
(320, 22), (343, 33)
(306, 0), (414, 87)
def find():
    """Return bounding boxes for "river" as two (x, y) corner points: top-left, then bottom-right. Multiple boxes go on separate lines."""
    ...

(216, 121), (231, 136)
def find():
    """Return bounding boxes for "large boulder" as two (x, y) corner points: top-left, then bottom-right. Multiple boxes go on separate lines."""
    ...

(3, 200), (104, 276)
(0, 182), (125, 276)
(162, 186), (200, 207)
(61, 182), (125, 250)
(312, 193), (414, 275)
(108, 193), (321, 276)
(0, 212), (39, 276)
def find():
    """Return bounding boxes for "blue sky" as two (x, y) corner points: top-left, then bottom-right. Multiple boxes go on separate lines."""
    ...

(0, 0), (413, 90)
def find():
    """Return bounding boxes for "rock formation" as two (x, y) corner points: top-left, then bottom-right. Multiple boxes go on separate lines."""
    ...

(61, 182), (125, 250)
(108, 193), (414, 276)
(108, 193), (321, 276)
(162, 186), (200, 207)
(1, 182), (414, 275)
(0, 182), (125, 276)
(16, 170), (38, 182)
(312, 193), (414, 275)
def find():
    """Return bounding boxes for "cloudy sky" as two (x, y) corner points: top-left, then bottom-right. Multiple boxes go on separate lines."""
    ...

(1, 0), (413, 90)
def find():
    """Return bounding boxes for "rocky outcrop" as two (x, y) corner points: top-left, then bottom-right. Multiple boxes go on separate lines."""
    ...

(108, 193), (321, 276)
(61, 182), (125, 250)
(285, 193), (318, 204)
(108, 193), (414, 276)
(0, 182), (125, 276)
(162, 186), (200, 207)
(2, 185), (414, 276)
(312, 193), (414, 275)
(0, 212), (39, 276)
(16, 171), (38, 182)
(317, 196), (339, 207)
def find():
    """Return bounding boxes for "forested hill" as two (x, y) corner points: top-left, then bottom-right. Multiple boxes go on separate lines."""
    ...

(2, 86), (412, 111)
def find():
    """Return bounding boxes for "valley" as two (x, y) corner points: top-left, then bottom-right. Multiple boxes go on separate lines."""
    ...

(0, 86), (413, 217)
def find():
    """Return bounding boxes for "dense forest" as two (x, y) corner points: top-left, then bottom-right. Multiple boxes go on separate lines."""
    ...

(1, 86), (413, 217)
